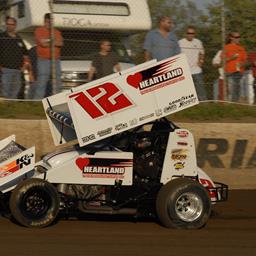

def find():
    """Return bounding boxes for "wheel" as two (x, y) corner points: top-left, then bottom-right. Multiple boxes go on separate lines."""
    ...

(156, 178), (211, 229)
(9, 178), (60, 228)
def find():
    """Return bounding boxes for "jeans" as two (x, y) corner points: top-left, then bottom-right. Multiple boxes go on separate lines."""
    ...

(192, 73), (207, 101)
(33, 58), (62, 99)
(1, 68), (22, 99)
(226, 72), (242, 102)
(213, 79), (218, 100)
(213, 79), (225, 101)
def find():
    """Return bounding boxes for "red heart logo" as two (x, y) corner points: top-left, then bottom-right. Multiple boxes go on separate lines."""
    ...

(76, 157), (90, 171)
(126, 72), (142, 89)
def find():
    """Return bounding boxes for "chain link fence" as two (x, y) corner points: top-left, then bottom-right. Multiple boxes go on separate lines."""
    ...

(0, 0), (255, 104)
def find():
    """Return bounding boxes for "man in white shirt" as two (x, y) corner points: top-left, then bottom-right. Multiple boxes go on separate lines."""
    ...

(179, 26), (207, 100)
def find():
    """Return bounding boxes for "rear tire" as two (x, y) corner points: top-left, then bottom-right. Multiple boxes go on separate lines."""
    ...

(10, 178), (60, 228)
(156, 178), (211, 229)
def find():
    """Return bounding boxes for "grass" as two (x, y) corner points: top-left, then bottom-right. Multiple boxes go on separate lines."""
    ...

(0, 100), (45, 119)
(0, 100), (255, 122)
(170, 102), (256, 123)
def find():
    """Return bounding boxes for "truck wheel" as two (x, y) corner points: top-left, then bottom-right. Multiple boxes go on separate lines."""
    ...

(156, 178), (211, 229)
(9, 178), (60, 228)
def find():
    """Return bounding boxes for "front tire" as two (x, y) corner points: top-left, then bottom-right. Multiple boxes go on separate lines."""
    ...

(156, 178), (211, 229)
(10, 178), (60, 228)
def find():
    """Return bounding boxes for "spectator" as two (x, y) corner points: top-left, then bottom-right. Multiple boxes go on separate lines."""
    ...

(34, 13), (63, 99)
(143, 16), (180, 62)
(248, 51), (256, 104)
(87, 39), (121, 81)
(0, 17), (31, 99)
(212, 50), (224, 100)
(179, 26), (207, 101)
(222, 32), (247, 102)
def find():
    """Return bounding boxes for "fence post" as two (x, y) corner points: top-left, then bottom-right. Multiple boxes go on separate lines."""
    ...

(48, 0), (56, 95)
(221, 0), (227, 100)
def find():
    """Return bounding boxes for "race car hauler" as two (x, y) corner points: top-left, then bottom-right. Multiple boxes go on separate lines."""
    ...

(0, 0), (151, 90)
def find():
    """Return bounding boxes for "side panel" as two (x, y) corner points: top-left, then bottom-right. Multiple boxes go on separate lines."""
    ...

(161, 129), (198, 184)
(45, 151), (133, 185)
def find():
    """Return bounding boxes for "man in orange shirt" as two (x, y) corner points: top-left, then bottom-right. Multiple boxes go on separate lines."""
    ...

(33, 13), (63, 99)
(222, 32), (247, 102)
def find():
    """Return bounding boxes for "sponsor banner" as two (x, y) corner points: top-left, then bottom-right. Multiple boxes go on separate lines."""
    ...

(67, 53), (198, 146)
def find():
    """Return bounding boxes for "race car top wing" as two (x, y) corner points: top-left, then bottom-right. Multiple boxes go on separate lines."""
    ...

(43, 54), (198, 147)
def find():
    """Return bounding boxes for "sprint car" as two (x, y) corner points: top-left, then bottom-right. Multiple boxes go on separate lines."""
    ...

(0, 54), (228, 228)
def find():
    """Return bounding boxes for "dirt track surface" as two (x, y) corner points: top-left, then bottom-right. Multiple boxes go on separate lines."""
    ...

(0, 190), (256, 256)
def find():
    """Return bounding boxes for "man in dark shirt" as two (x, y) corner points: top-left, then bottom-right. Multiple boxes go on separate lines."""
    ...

(87, 39), (121, 81)
(0, 16), (29, 98)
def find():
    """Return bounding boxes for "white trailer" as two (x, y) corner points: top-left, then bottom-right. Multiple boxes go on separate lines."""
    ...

(0, 0), (152, 90)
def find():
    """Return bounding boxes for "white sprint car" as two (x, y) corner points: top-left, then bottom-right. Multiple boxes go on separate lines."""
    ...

(0, 54), (228, 228)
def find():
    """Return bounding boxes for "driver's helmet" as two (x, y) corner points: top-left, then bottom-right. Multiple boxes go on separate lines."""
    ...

(135, 137), (152, 150)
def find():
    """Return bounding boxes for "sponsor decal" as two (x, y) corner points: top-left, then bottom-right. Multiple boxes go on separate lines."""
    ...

(176, 130), (189, 138)
(169, 94), (195, 106)
(126, 72), (142, 89)
(62, 17), (109, 28)
(139, 113), (154, 122)
(0, 153), (34, 178)
(174, 162), (185, 170)
(82, 134), (96, 143)
(115, 122), (128, 131)
(97, 127), (112, 137)
(83, 166), (125, 179)
(126, 58), (185, 94)
(155, 109), (162, 117)
(70, 82), (134, 119)
(164, 104), (177, 113)
(171, 149), (188, 161)
(178, 95), (197, 108)
(129, 118), (138, 126)
(177, 141), (188, 146)
(75, 157), (132, 179)
(138, 68), (183, 93)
